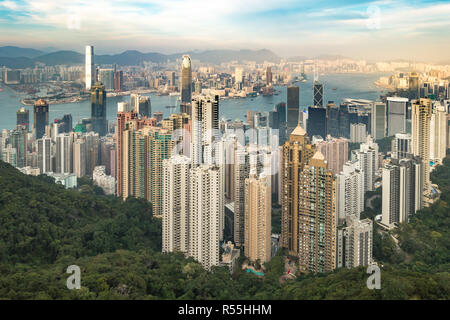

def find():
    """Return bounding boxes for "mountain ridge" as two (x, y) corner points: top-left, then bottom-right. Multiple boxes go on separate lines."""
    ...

(0, 46), (281, 68)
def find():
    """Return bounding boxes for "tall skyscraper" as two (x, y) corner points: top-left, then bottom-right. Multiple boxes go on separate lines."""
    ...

(235, 67), (244, 84)
(387, 97), (408, 136)
(33, 99), (49, 140)
(189, 165), (223, 270)
(326, 102), (340, 138)
(116, 109), (138, 197)
(98, 68), (114, 91)
(37, 136), (52, 174)
(162, 155), (191, 254)
(266, 66), (272, 85)
(337, 161), (364, 224)
(281, 125), (316, 255)
(430, 103), (447, 164)
(121, 122), (173, 217)
(73, 138), (86, 177)
(137, 96), (151, 118)
(286, 86), (300, 136)
(411, 98), (432, 191)
(180, 55), (192, 115)
(244, 171), (271, 263)
(313, 80), (323, 108)
(148, 128), (174, 218)
(91, 82), (107, 136)
(113, 70), (123, 91)
(233, 143), (249, 247)
(382, 156), (423, 229)
(298, 151), (337, 273)
(371, 102), (386, 140)
(270, 102), (287, 145)
(307, 106), (327, 139)
(191, 95), (219, 166)
(408, 71), (419, 100)
(16, 107), (29, 132)
(85, 45), (94, 90)
(10, 126), (27, 168)
(55, 133), (72, 174)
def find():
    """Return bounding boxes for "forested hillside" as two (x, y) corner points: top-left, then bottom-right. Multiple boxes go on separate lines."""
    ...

(0, 160), (448, 300)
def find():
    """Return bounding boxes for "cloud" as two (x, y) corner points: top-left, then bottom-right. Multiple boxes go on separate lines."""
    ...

(0, 0), (449, 60)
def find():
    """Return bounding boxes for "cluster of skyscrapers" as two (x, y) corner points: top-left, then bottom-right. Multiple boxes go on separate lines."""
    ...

(2, 46), (449, 276)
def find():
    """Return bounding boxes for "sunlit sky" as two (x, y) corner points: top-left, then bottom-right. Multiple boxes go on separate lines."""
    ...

(1, 0), (450, 62)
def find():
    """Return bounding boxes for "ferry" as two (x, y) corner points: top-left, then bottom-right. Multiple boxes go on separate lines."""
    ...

(333, 88), (337, 90)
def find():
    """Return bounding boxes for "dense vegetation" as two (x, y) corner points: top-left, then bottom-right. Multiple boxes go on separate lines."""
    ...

(0, 159), (448, 300)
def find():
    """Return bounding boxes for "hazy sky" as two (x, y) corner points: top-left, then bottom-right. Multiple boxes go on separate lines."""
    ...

(1, 0), (450, 62)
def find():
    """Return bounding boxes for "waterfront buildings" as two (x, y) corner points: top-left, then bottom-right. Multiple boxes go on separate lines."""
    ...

(85, 45), (94, 90)
(90, 82), (107, 136)
(180, 55), (192, 115)
(33, 99), (49, 140)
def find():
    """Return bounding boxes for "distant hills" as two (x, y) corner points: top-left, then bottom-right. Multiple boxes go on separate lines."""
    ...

(0, 46), (281, 68)
(0, 46), (44, 59)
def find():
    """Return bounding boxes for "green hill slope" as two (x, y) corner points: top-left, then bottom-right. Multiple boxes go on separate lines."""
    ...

(0, 160), (448, 300)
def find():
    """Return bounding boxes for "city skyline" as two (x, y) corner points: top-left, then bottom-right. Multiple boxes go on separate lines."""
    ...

(0, 0), (450, 62)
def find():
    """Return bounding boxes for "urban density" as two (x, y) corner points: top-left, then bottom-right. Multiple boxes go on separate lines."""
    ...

(0, 0), (449, 303)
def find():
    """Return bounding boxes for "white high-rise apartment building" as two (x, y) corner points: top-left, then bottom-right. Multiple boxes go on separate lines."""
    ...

(387, 97), (408, 136)
(350, 123), (367, 143)
(337, 161), (364, 224)
(430, 102), (447, 164)
(391, 133), (412, 159)
(37, 136), (52, 174)
(235, 67), (244, 83)
(85, 45), (94, 90)
(162, 155), (191, 254)
(190, 95), (219, 166)
(188, 165), (223, 270)
(381, 156), (423, 229)
(351, 136), (379, 192)
(56, 133), (72, 174)
(337, 215), (373, 268)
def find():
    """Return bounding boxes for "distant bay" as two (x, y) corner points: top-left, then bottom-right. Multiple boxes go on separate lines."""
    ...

(0, 73), (388, 131)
